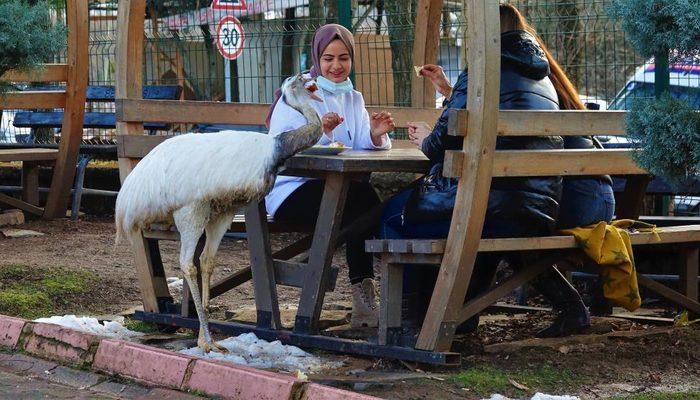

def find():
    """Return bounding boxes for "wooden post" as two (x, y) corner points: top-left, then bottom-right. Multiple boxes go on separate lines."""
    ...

(21, 162), (40, 206)
(679, 248), (699, 318)
(379, 260), (403, 345)
(411, 0), (444, 108)
(415, 0), (501, 352)
(43, 0), (88, 218)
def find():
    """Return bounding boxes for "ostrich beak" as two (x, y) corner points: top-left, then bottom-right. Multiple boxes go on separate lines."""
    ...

(306, 82), (323, 102)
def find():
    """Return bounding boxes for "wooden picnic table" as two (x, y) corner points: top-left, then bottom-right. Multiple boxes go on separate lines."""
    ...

(244, 147), (430, 334)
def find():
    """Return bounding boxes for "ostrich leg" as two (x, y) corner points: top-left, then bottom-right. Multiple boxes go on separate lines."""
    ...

(201, 212), (236, 313)
(174, 205), (225, 353)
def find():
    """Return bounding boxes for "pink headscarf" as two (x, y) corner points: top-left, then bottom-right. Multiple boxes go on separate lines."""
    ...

(265, 24), (355, 128)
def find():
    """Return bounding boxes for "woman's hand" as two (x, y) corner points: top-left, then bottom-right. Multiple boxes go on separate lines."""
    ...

(407, 121), (432, 148)
(370, 111), (395, 146)
(322, 112), (344, 137)
(419, 64), (452, 99)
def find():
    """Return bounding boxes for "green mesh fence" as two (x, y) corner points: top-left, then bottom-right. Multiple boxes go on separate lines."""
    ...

(1, 0), (697, 145)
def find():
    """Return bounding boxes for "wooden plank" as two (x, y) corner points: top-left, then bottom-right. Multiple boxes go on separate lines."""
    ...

(379, 261), (404, 345)
(130, 232), (171, 312)
(0, 192), (43, 216)
(0, 149), (58, 162)
(295, 173), (350, 334)
(0, 91), (66, 109)
(116, 98), (441, 129)
(679, 248), (699, 305)
(447, 109), (628, 137)
(210, 267), (253, 299)
(273, 260), (338, 291)
(459, 257), (554, 323)
(411, 0), (444, 108)
(416, 0), (501, 352)
(1, 64), (69, 82)
(245, 201), (282, 329)
(443, 149), (649, 178)
(616, 175), (651, 219)
(21, 162), (39, 206)
(43, 0), (89, 218)
(367, 227), (700, 254)
(637, 274), (700, 316)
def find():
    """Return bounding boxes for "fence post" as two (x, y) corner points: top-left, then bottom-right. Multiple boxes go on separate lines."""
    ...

(338, 0), (354, 83)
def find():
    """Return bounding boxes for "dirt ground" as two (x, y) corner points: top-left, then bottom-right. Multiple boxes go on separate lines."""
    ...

(1, 217), (698, 399)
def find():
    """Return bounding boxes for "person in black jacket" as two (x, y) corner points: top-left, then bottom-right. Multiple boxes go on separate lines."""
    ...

(381, 4), (594, 338)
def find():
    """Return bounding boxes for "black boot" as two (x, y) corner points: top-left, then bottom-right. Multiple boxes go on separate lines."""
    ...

(531, 269), (591, 338)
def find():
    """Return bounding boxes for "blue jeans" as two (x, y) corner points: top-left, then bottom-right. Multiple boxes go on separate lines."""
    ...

(557, 178), (615, 229)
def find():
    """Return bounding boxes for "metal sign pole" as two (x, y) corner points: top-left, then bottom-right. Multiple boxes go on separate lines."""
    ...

(225, 58), (232, 102)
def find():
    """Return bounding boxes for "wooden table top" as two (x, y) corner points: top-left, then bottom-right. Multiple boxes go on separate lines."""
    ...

(283, 148), (431, 174)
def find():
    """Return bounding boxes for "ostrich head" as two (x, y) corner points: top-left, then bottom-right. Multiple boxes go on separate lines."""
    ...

(274, 74), (324, 162)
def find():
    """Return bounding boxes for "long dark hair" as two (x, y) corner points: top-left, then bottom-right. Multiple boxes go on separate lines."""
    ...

(499, 4), (586, 111)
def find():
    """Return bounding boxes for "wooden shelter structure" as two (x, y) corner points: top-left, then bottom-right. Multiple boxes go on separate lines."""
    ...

(0, 0), (88, 218)
(116, 0), (699, 364)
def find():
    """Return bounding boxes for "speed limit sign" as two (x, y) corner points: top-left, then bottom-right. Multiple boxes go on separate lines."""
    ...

(215, 16), (245, 60)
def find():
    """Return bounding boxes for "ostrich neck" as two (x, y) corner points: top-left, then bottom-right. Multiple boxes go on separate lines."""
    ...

(273, 102), (322, 165)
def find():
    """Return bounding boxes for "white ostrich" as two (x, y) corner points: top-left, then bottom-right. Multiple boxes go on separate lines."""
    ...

(115, 74), (322, 353)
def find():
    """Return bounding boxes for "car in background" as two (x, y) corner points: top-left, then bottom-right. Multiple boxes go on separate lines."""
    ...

(608, 58), (700, 110)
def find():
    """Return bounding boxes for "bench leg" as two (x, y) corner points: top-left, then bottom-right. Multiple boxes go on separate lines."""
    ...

(379, 259), (403, 345)
(181, 235), (205, 318)
(679, 248), (699, 318)
(70, 154), (91, 220)
(21, 161), (40, 206)
(132, 232), (172, 313)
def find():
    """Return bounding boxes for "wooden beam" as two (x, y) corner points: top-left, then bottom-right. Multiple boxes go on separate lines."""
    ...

(0, 149), (58, 162)
(115, 0), (146, 183)
(443, 149), (649, 178)
(116, 98), (441, 129)
(44, 0), (89, 218)
(1, 64), (69, 82)
(638, 274), (700, 316)
(0, 91), (66, 109)
(411, 0), (444, 107)
(0, 192), (43, 216)
(447, 109), (628, 137)
(416, 0), (501, 352)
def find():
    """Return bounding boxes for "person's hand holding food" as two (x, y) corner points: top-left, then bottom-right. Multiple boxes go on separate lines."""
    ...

(370, 111), (395, 146)
(415, 64), (452, 99)
(407, 121), (432, 148)
(322, 112), (344, 137)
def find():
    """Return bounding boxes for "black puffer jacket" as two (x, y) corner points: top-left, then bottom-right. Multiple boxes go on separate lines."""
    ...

(421, 30), (564, 236)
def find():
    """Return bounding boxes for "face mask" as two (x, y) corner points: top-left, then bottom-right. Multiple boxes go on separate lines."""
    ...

(317, 76), (354, 94)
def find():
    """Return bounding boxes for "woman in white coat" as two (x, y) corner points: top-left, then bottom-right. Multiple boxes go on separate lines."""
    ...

(265, 24), (395, 328)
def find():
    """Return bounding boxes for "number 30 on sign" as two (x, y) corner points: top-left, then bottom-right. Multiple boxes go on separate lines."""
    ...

(215, 16), (245, 60)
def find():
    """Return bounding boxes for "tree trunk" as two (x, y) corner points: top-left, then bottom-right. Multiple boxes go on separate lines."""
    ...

(386, 0), (416, 106)
(281, 7), (297, 80)
(307, 0), (325, 69)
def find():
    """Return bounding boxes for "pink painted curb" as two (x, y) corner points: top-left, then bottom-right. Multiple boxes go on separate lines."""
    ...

(0, 315), (26, 349)
(93, 339), (195, 389)
(184, 358), (302, 400)
(23, 322), (101, 364)
(302, 383), (383, 400)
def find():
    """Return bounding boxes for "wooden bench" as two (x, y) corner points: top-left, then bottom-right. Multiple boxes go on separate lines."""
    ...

(365, 1), (700, 353)
(12, 84), (181, 140)
(0, 0), (88, 218)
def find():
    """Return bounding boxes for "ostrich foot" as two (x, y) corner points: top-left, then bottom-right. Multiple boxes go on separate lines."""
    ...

(198, 335), (229, 354)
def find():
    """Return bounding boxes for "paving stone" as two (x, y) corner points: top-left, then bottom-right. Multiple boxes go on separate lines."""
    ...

(183, 358), (301, 400)
(0, 370), (118, 399)
(93, 339), (194, 389)
(91, 380), (152, 398)
(44, 365), (104, 389)
(0, 353), (58, 376)
(301, 383), (383, 400)
(138, 388), (206, 399)
(0, 315), (26, 348)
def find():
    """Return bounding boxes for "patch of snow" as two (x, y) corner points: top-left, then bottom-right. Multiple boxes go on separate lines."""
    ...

(482, 395), (579, 400)
(167, 277), (183, 294)
(34, 315), (144, 340)
(180, 332), (341, 373)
